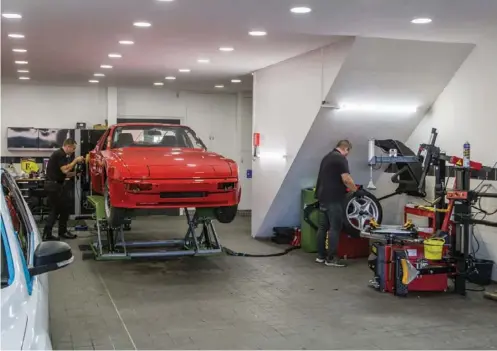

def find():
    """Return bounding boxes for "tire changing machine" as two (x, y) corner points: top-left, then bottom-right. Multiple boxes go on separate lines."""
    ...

(86, 195), (223, 260)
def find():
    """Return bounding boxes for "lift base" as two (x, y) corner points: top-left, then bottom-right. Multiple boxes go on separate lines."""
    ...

(86, 195), (223, 261)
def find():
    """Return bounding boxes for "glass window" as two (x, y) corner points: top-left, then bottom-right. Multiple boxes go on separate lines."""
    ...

(111, 125), (206, 149)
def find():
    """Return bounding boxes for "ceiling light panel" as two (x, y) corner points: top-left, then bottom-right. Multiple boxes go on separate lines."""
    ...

(290, 6), (312, 14)
(249, 30), (267, 36)
(119, 40), (134, 45)
(411, 17), (432, 24)
(178, 68), (191, 72)
(133, 21), (151, 27)
(231, 79), (242, 83)
(15, 60), (28, 65)
(219, 47), (234, 52)
(19, 77), (30, 80)
(154, 82), (164, 86)
(17, 69), (29, 73)
(8, 33), (25, 39)
(165, 76), (176, 80)
(215, 85), (224, 88)
(94, 73), (105, 77)
(108, 53), (122, 58)
(100, 65), (113, 69)
(2, 13), (22, 19)
(197, 58), (210, 63)
(89, 80), (99, 83)
(12, 48), (27, 53)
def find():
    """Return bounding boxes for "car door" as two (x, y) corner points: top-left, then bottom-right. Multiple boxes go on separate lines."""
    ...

(89, 129), (110, 193)
(1, 172), (51, 350)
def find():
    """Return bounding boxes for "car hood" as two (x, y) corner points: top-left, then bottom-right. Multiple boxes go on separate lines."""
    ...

(109, 148), (234, 179)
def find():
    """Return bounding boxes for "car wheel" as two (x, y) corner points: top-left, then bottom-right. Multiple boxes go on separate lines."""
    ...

(342, 190), (383, 238)
(214, 205), (238, 224)
(104, 178), (126, 228)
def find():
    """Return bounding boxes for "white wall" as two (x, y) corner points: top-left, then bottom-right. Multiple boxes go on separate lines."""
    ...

(384, 38), (497, 280)
(252, 37), (356, 237)
(1, 84), (253, 209)
(237, 92), (253, 210)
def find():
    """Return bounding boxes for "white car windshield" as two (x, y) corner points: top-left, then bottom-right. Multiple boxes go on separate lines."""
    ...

(112, 125), (205, 149)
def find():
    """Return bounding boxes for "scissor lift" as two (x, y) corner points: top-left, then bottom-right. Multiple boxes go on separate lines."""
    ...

(86, 195), (223, 260)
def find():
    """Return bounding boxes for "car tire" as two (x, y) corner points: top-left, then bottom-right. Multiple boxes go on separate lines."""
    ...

(104, 178), (126, 228)
(214, 205), (238, 224)
(342, 190), (383, 238)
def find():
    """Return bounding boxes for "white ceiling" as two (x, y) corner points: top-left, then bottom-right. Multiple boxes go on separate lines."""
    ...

(2, 0), (497, 92)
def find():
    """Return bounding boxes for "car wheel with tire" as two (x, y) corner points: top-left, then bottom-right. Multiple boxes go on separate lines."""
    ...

(342, 190), (383, 238)
(104, 178), (126, 228)
(214, 205), (238, 224)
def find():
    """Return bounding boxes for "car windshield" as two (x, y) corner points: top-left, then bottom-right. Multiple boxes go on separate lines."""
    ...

(111, 125), (206, 149)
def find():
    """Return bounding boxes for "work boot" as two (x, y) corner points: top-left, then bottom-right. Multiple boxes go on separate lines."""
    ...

(43, 232), (59, 241)
(325, 257), (347, 267)
(59, 231), (78, 239)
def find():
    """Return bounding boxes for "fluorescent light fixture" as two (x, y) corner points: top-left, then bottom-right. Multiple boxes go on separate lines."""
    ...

(249, 30), (267, 36)
(178, 68), (191, 72)
(154, 82), (164, 86)
(119, 40), (134, 45)
(411, 17), (432, 24)
(8, 33), (25, 39)
(100, 64), (113, 69)
(94, 73), (105, 77)
(89, 80), (99, 83)
(2, 13), (22, 19)
(291, 6), (312, 14)
(157, 0), (175, 2)
(15, 60), (28, 65)
(134, 21), (151, 27)
(219, 47), (234, 52)
(165, 76), (176, 80)
(197, 58), (210, 63)
(231, 79), (242, 83)
(259, 151), (287, 159)
(18, 76), (30, 80)
(17, 69), (29, 73)
(338, 103), (418, 114)
(12, 48), (27, 53)
(108, 53), (122, 58)
(215, 85), (225, 88)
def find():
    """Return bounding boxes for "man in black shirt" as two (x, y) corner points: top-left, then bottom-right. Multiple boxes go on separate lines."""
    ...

(315, 140), (365, 267)
(43, 138), (84, 241)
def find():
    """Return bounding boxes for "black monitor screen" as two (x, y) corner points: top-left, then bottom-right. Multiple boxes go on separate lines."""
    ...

(38, 129), (74, 149)
(7, 128), (39, 149)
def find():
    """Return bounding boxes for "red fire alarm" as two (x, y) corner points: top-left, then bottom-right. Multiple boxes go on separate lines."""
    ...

(253, 133), (260, 147)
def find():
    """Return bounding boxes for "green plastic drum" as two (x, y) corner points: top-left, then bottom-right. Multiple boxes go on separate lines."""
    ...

(300, 188), (322, 253)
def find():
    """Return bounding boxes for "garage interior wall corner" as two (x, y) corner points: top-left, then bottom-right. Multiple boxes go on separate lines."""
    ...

(252, 37), (356, 238)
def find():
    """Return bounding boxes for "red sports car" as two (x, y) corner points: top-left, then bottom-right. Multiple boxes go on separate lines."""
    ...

(88, 123), (241, 227)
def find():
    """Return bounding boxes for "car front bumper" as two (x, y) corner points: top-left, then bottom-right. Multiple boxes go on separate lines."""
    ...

(108, 177), (240, 209)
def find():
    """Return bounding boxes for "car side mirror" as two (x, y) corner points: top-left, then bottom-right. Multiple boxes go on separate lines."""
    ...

(29, 241), (74, 277)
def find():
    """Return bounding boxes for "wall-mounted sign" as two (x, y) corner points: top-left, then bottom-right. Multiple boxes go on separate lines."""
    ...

(246, 169), (252, 179)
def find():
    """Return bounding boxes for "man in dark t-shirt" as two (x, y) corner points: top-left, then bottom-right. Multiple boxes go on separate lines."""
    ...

(315, 140), (364, 267)
(43, 138), (84, 241)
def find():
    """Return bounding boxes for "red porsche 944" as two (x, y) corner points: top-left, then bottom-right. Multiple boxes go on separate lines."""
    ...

(88, 123), (241, 227)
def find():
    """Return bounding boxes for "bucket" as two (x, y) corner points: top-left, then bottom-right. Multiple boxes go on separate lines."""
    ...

(424, 238), (445, 260)
(468, 259), (494, 286)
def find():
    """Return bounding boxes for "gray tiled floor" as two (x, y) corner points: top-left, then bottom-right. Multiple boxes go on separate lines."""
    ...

(49, 216), (497, 350)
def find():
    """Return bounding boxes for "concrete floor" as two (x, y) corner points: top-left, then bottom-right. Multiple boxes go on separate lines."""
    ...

(49, 216), (497, 350)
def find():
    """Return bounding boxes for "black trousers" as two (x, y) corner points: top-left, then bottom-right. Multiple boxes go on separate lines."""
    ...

(43, 181), (71, 236)
(316, 201), (344, 259)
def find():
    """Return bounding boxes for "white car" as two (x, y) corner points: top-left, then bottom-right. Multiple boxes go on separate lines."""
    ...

(1, 170), (74, 350)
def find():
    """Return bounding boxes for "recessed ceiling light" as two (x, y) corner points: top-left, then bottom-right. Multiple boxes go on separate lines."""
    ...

(215, 85), (224, 88)
(2, 13), (22, 19)
(249, 30), (267, 36)
(157, 0), (175, 2)
(290, 6), (312, 14)
(411, 17), (432, 24)
(15, 60), (28, 65)
(8, 33), (25, 39)
(119, 40), (134, 45)
(19, 77), (30, 80)
(17, 69), (29, 73)
(197, 58), (210, 63)
(12, 48), (27, 53)
(231, 79), (242, 83)
(108, 53), (122, 58)
(89, 80), (99, 83)
(154, 82), (164, 86)
(178, 68), (191, 73)
(165, 76), (176, 80)
(94, 73), (105, 77)
(133, 21), (151, 27)
(100, 65), (113, 69)
(219, 47), (234, 52)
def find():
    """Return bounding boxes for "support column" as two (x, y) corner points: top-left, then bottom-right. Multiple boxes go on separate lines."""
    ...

(107, 87), (118, 126)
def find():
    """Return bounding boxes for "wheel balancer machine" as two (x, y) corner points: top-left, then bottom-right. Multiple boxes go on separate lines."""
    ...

(86, 195), (223, 260)
(363, 128), (497, 296)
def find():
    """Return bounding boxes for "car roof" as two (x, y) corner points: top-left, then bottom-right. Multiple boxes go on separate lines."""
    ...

(113, 123), (187, 128)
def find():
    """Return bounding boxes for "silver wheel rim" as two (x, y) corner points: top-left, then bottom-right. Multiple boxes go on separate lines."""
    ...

(104, 183), (111, 218)
(346, 196), (380, 231)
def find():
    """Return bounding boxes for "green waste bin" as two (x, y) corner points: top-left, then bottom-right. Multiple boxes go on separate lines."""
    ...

(300, 187), (322, 253)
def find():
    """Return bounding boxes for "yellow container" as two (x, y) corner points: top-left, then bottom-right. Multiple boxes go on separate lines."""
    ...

(424, 238), (445, 260)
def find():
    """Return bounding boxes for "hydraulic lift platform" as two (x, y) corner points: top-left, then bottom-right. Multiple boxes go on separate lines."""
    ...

(86, 195), (223, 260)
